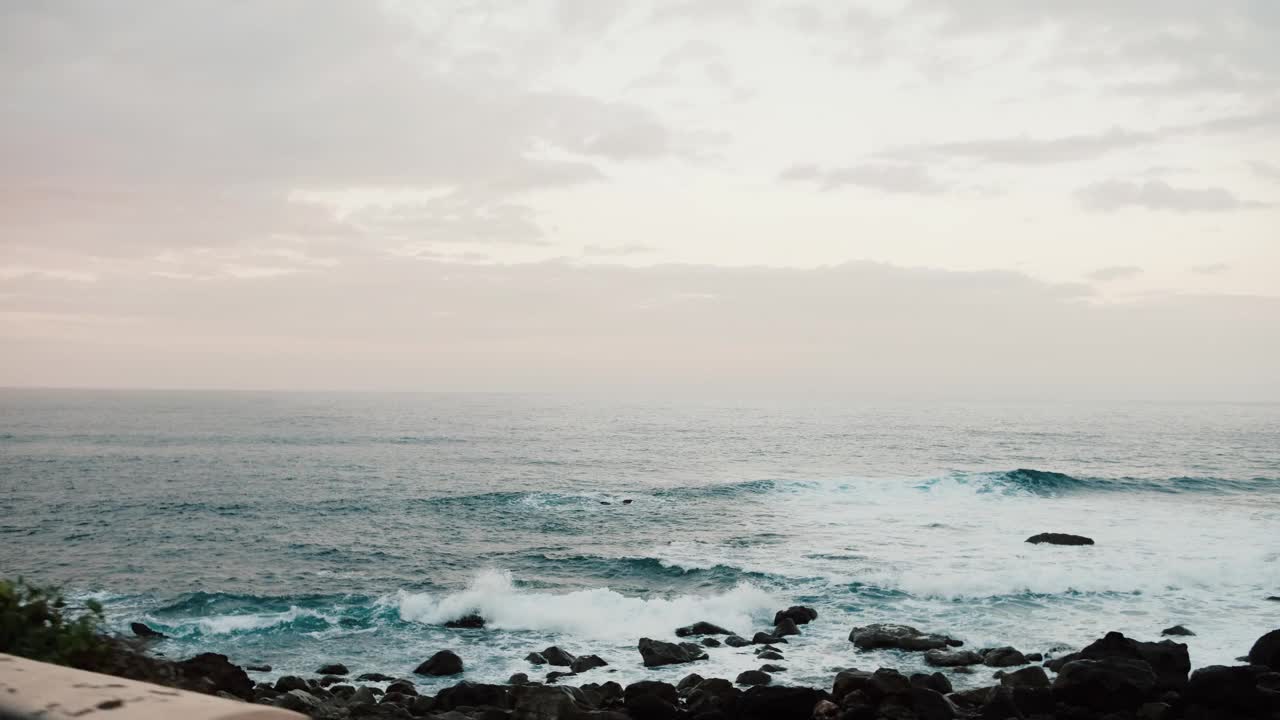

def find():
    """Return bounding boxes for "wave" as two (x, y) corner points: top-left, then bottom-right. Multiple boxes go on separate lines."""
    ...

(397, 569), (778, 640)
(920, 469), (1275, 497)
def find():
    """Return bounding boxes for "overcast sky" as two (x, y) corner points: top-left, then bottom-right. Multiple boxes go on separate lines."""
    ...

(2, 0), (1277, 396)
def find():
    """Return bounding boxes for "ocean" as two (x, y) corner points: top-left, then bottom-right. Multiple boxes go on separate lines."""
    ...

(1, 389), (1277, 691)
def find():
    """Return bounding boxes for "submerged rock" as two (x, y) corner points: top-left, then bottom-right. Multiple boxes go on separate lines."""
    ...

(756, 650), (784, 661)
(849, 623), (955, 651)
(414, 649), (463, 676)
(569, 654), (607, 673)
(752, 631), (786, 645)
(724, 634), (751, 647)
(759, 663), (786, 673)
(701, 637), (721, 647)
(1161, 624), (1195, 636)
(443, 613), (486, 629)
(736, 669), (772, 686)
(675, 620), (733, 637)
(540, 645), (576, 667)
(315, 663), (348, 676)
(130, 622), (167, 639)
(982, 646), (1028, 667)
(355, 672), (395, 682)
(774, 617), (801, 637)
(524, 651), (548, 665)
(1025, 532), (1095, 545)
(245, 664), (272, 673)
(637, 637), (708, 667)
(924, 649), (983, 667)
(773, 606), (819, 626)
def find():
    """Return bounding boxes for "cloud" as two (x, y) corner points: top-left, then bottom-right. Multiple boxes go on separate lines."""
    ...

(1087, 266), (1143, 283)
(1075, 179), (1266, 213)
(1191, 263), (1230, 275)
(651, 0), (756, 24)
(1253, 162), (1280, 183)
(582, 244), (656, 257)
(780, 163), (948, 194)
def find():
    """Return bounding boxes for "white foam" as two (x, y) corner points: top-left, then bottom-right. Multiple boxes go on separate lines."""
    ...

(397, 569), (778, 640)
(162, 606), (339, 635)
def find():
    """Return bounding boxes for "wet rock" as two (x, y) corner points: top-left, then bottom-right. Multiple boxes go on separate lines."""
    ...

(1077, 631), (1191, 691)
(245, 664), (272, 672)
(177, 653), (255, 699)
(623, 680), (678, 720)
(435, 681), (511, 711)
(525, 652), (548, 665)
(751, 631), (786, 644)
(130, 622), (167, 639)
(570, 654), (608, 673)
(1161, 624), (1195, 636)
(773, 617), (801, 637)
(541, 645), (577, 667)
(911, 687), (958, 720)
(545, 670), (576, 683)
(316, 663), (349, 675)
(350, 686), (380, 705)
(318, 674), (344, 687)
(510, 684), (588, 720)
(675, 673), (704, 695)
(409, 696), (437, 716)
(686, 678), (741, 716)
(1052, 657), (1159, 711)
(508, 672), (529, 685)
(736, 669), (771, 686)
(701, 637), (721, 647)
(738, 685), (826, 720)
(925, 649), (983, 667)
(1138, 701), (1173, 720)
(812, 698), (839, 720)
(1024, 652), (1043, 662)
(1248, 628), (1280, 669)
(947, 686), (992, 708)
(849, 623), (955, 651)
(622, 499), (633, 505)
(756, 650), (784, 661)
(1184, 664), (1272, 715)
(675, 621), (733, 637)
(1026, 532), (1095, 545)
(355, 672), (396, 682)
(637, 637), (707, 667)
(910, 672), (953, 695)
(832, 669), (873, 703)
(385, 680), (417, 696)
(414, 649), (463, 676)
(443, 613), (486, 629)
(999, 665), (1050, 689)
(759, 663), (786, 673)
(328, 685), (354, 698)
(982, 646), (1028, 667)
(773, 605), (818, 626)
(275, 689), (324, 714)
(724, 634), (751, 647)
(867, 668), (913, 701)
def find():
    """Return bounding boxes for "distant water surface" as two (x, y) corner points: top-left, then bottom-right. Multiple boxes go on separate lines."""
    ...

(1, 390), (1277, 689)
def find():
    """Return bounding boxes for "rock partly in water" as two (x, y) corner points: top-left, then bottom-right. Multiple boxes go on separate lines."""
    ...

(773, 617), (801, 637)
(540, 646), (577, 667)
(414, 650), (464, 676)
(355, 672), (395, 682)
(637, 637), (708, 667)
(751, 631), (786, 645)
(130, 622), (167, 639)
(756, 650), (784, 661)
(773, 606), (819, 626)
(1025, 532), (1095, 545)
(736, 670), (772, 686)
(1248, 628), (1280, 669)
(982, 646), (1028, 667)
(701, 637), (721, 647)
(724, 634), (751, 648)
(924, 649), (983, 667)
(569, 654), (608, 673)
(443, 613), (486, 629)
(525, 651), (548, 665)
(759, 664), (786, 673)
(909, 672), (953, 695)
(849, 623), (956, 651)
(675, 621), (733, 637)
(1160, 624), (1195, 636)
(245, 664), (272, 673)
(315, 663), (348, 676)
(177, 653), (254, 699)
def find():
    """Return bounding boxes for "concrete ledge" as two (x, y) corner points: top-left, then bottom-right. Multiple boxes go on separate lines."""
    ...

(0, 654), (304, 720)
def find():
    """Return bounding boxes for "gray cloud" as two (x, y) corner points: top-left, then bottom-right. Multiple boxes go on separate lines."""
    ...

(1253, 162), (1280, 183)
(1191, 263), (1230, 276)
(780, 163), (948, 194)
(651, 0), (756, 24)
(1075, 179), (1266, 213)
(582, 244), (656, 257)
(1087, 266), (1143, 283)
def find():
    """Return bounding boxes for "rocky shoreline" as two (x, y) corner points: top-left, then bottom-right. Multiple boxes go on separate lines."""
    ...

(93, 605), (1280, 720)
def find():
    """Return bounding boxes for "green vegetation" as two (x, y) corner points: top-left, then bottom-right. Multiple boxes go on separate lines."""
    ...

(0, 578), (111, 667)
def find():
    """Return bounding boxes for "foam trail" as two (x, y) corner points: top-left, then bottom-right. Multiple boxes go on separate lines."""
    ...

(397, 569), (778, 640)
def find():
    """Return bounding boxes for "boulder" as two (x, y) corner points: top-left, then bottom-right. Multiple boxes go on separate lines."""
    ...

(736, 669), (771, 686)
(910, 672), (952, 695)
(443, 613), (486, 629)
(1026, 532), (1095, 545)
(757, 650), (784, 661)
(911, 687), (958, 720)
(245, 664), (272, 673)
(832, 669), (873, 703)
(759, 663), (786, 673)
(637, 637), (707, 667)
(177, 653), (254, 699)
(752, 631), (786, 644)
(318, 675), (344, 687)
(724, 634), (751, 647)
(738, 686), (826, 720)
(1184, 664), (1272, 715)
(982, 646), (1028, 667)
(130, 622), (167, 639)
(623, 680), (678, 720)
(925, 649), (983, 667)
(1161, 624), (1195, 636)
(510, 684), (588, 720)
(316, 663), (349, 675)
(525, 651), (548, 665)
(545, 670), (575, 683)
(508, 672), (529, 685)
(701, 637), (721, 647)
(773, 606), (818, 626)
(773, 617), (801, 637)
(275, 689), (324, 714)
(849, 623), (955, 651)
(866, 668), (913, 701)
(1000, 665), (1050, 689)
(570, 654), (608, 673)
(385, 680), (416, 696)
(1052, 657), (1159, 711)
(1077, 631), (1190, 690)
(355, 672), (396, 682)
(541, 646), (577, 667)
(414, 650), (463, 676)
(350, 686), (379, 705)
(435, 681), (511, 711)
(686, 678), (741, 716)
(675, 621), (733, 637)
(274, 675), (308, 693)
(1248, 628), (1280, 669)
(675, 673), (704, 695)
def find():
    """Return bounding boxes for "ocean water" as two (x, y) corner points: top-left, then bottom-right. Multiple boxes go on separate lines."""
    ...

(1, 389), (1278, 691)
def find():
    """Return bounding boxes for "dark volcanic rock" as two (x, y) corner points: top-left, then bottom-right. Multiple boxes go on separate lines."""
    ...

(508, 672), (529, 685)
(315, 663), (349, 675)
(773, 605), (818, 626)
(925, 649), (983, 667)
(178, 653), (254, 699)
(1026, 532), (1095, 545)
(675, 621), (733, 637)
(675, 673), (704, 695)
(637, 637), (707, 667)
(275, 689), (324, 714)
(545, 670), (575, 683)
(524, 651), (548, 665)
(752, 631), (786, 644)
(569, 654), (608, 673)
(849, 623), (954, 651)
(982, 646), (1028, 667)
(759, 663), (786, 673)
(1052, 657), (1159, 711)
(736, 669), (772, 686)
(275, 675), (308, 693)
(738, 685), (826, 720)
(1161, 624), (1195, 636)
(624, 680), (679, 720)
(541, 645), (577, 667)
(385, 680), (416, 696)
(510, 684), (589, 720)
(1185, 664), (1272, 715)
(1077, 631), (1191, 691)
(867, 668), (913, 701)
(245, 664), (272, 672)
(414, 649), (463, 676)
(130, 622), (167, 639)
(701, 637), (721, 647)
(686, 678), (741, 716)
(773, 617), (801, 637)
(832, 669), (873, 703)
(1000, 665), (1050, 689)
(911, 687), (959, 720)
(443, 613), (486, 629)
(356, 672), (396, 682)
(435, 681), (511, 711)
(910, 672), (953, 695)
(756, 650), (784, 661)
(724, 634), (751, 647)
(1249, 628), (1280, 669)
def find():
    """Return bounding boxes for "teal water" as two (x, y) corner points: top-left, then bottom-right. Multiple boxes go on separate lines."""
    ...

(1, 390), (1277, 689)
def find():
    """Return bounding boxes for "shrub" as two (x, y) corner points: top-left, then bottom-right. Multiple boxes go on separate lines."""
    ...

(0, 578), (112, 667)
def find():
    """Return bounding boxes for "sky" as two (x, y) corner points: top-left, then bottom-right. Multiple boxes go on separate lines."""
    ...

(1, 0), (1278, 397)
